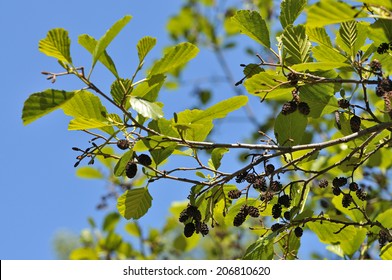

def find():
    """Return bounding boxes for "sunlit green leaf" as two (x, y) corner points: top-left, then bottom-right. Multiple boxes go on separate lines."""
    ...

(274, 111), (308, 146)
(369, 19), (392, 45)
(22, 89), (75, 125)
(117, 187), (153, 220)
(76, 166), (104, 179)
(149, 42), (199, 76)
(279, 0), (307, 29)
(129, 97), (163, 120)
(137, 36), (157, 63)
(150, 144), (176, 166)
(307, 219), (367, 256)
(282, 25), (312, 64)
(352, 0), (392, 10)
(208, 148), (229, 170)
(69, 247), (98, 260)
(78, 34), (118, 77)
(38, 28), (72, 65)
(132, 74), (166, 101)
(380, 243), (392, 260)
(61, 90), (114, 134)
(125, 222), (142, 237)
(291, 62), (350, 71)
(92, 15), (132, 70)
(306, 26), (333, 48)
(307, 0), (367, 27)
(300, 82), (338, 118)
(231, 10), (270, 48)
(312, 46), (348, 63)
(243, 236), (274, 260)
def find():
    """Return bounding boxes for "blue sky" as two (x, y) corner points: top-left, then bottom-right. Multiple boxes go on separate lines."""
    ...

(0, 0), (331, 259)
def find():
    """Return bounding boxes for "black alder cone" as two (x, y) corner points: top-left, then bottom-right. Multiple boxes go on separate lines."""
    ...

(265, 164), (275, 175)
(179, 209), (189, 223)
(125, 162), (137, 179)
(228, 189), (242, 199)
(117, 139), (130, 150)
(377, 42), (389, 54)
(342, 193), (353, 208)
(349, 182), (359, 191)
(332, 186), (342, 196)
(298, 102), (310, 115)
(350, 115), (361, 133)
(184, 222), (196, 238)
(272, 203), (282, 219)
(278, 194), (291, 208)
(356, 188), (368, 201)
(271, 223), (284, 232)
(338, 99), (350, 109)
(138, 154), (152, 166)
(319, 179), (329, 188)
(248, 206), (260, 218)
(294, 226), (303, 238)
(281, 101), (297, 115)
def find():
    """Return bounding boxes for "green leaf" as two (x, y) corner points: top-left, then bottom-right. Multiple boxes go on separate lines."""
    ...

(300, 82), (338, 118)
(381, 243), (392, 260)
(149, 42), (199, 76)
(129, 97), (163, 120)
(282, 25), (312, 64)
(117, 187), (153, 220)
(312, 46), (348, 63)
(125, 222), (142, 237)
(195, 95), (248, 122)
(103, 231), (123, 251)
(132, 74), (166, 101)
(242, 236), (274, 260)
(114, 150), (134, 177)
(243, 64), (264, 78)
(110, 78), (133, 106)
(336, 21), (368, 59)
(137, 36), (157, 63)
(369, 19), (392, 45)
(22, 89), (75, 125)
(102, 212), (121, 232)
(352, 0), (392, 10)
(78, 34), (118, 77)
(92, 15), (132, 70)
(279, 0), (307, 29)
(331, 195), (366, 222)
(291, 62), (350, 71)
(306, 26), (333, 48)
(307, 0), (367, 27)
(61, 90), (114, 134)
(208, 148), (229, 170)
(375, 208), (392, 229)
(244, 71), (293, 100)
(76, 166), (104, 179)
(274, 111), (307, 146)
(150, 144), (176, 166)
(307, 219), (367, 256)
(69, 248), (98, 260)
(38, 28), (72, 65)
(231, 10), (270, 48)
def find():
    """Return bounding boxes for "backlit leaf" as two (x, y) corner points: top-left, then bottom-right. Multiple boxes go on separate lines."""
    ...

(279, 0), (307, 29)
(114, 150), (134, 177)
(231, 10), (270, 48)
(208, 148), (229, 170)
(282, 25), (312, 64)
(306, 26), (333, 48)
(243, 236), (274, 260)
(149, 42), (199, 76)
(110, 78), (133, 106)
(102, 212), (121, 232)
(92, 15), (132, 70)
(76, 166), (104, 179)
(38, 28), (72, 65)
(137, 36), (157, 63)
(22, 89), (75, 125)
(307, 0), (367, 27)
(117, 187), (153, 220)
(78, 34), (118, 77)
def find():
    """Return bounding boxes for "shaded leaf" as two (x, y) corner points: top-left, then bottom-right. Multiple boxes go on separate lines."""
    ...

(125, 222), (142, 237)
(231, 10), (270, 48)
(274, 111), (308, 146)
(92, 15), (132, 70)
(114, 150), (134, 177)
(78, 34), (118, 77)
(102, 212), (121, 232)
(137, 36), (157, 63)
(279, 0), (307, 29)
(110, 78), (133, 105)
(117, 187), (153, 220)
(22, 89), (75, 125)
(149, 42), (199, 76)
(300, 82), (338, 118)
(243, 236), (274, 260)
(369, 19), (392, 45)
(38, 28), (72, 65)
